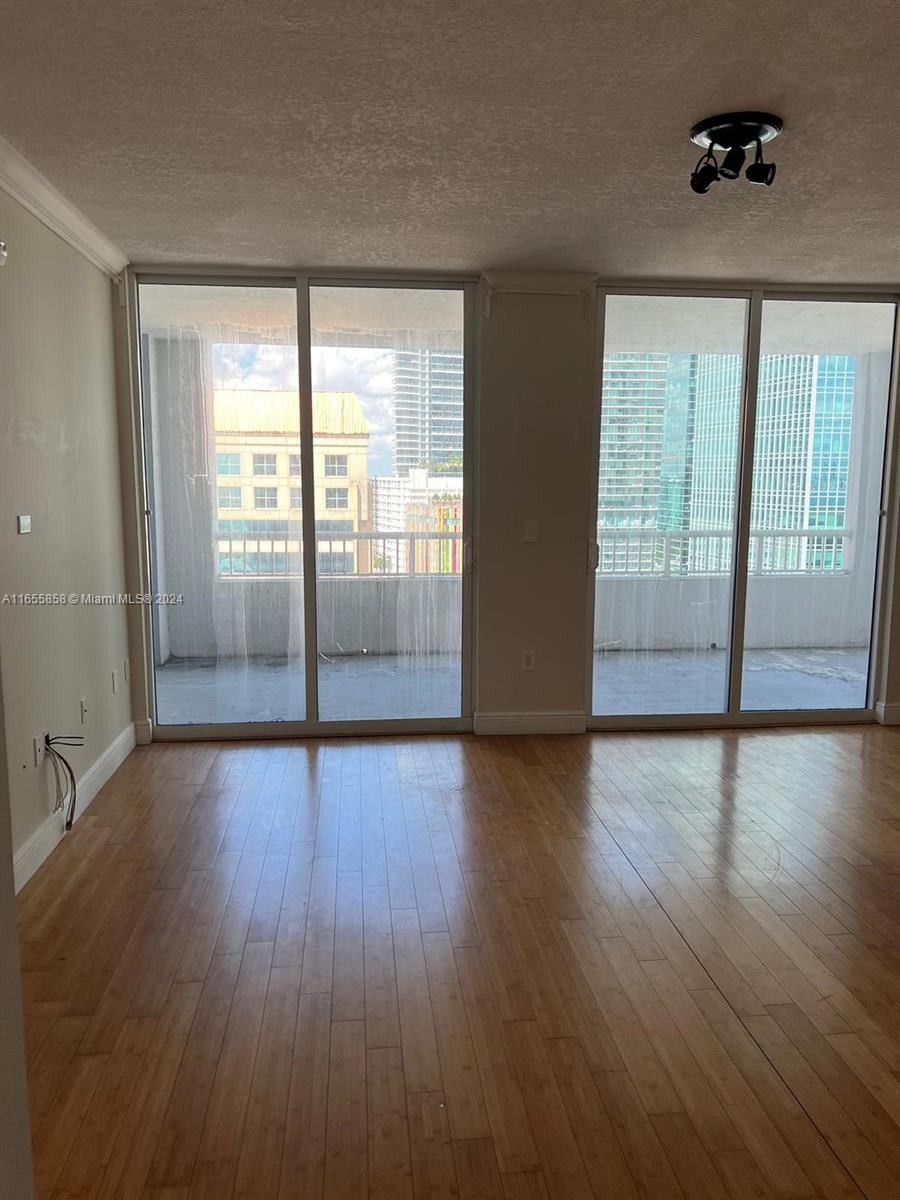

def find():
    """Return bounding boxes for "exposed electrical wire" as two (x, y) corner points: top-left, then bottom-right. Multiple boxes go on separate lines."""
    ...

(44, 734), (83, 831)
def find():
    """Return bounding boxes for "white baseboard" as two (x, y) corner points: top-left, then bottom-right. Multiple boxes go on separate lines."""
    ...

(875, 702), (900, 726)
(13, 724), (137, 893)
(134, 718), (153, 745)
(473, 711), (586, 736)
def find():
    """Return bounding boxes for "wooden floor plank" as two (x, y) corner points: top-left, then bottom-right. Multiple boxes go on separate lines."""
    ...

(324, 1019), (368, 1199)
(366, 1046), (414, 1200)
(406, 1091), (458, 1200)
(278, 992), (331, 1200)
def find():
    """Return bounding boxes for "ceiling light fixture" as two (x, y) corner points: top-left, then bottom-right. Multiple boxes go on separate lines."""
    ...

(689, 111), (782, 194)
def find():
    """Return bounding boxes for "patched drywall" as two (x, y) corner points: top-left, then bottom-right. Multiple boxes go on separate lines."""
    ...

(0, 190), (132, 854)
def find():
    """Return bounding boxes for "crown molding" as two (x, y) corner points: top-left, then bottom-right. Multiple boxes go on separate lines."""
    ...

(0, 135), (127, 277)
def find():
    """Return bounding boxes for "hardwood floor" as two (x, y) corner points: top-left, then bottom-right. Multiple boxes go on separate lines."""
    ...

(16, 726), (900, 1199)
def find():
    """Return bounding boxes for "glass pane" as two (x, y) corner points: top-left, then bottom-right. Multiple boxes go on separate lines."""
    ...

(593, 295), (748, 715)
(741, 301), (895, 710)
(138, 283), (305, 724)
(309, 286), (465, 720)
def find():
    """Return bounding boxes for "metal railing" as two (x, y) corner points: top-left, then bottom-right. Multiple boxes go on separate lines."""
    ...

(216, 531), (463, 578)
(214, 528), (850, 579)
(596, 528), (851, 577)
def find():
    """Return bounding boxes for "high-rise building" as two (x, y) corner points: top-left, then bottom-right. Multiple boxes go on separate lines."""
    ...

(370, 474), (412, 571)
(690, 352), (856, 570)
(371, 467), (464, 573)
(598, 350), (858, 575)
(598, 352), (695, 571)
(393, 348), (464, 475)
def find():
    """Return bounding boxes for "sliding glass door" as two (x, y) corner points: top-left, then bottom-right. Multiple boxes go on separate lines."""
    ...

(741, 301), (895, 710)
(592, 295), (748, 715)
(138, 283), (306, 725)
(137, 278), (469, 729)
(308, 285), (467, 721)
(592, 292), (896, 721)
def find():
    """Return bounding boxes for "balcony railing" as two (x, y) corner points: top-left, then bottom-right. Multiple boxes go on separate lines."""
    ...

(596, 529), (850, 577)
(216, 531), (463, 578)
(214, 528), (850, 580)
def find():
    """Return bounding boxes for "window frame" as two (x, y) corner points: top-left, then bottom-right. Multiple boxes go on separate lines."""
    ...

(217, 485), (242, 509)
(216, 452), (241, 476)
(324, 453), (349, 477)
(253, 452), (277, 476)
(324, 486), (349, 510)
(254, 485), (278, 510)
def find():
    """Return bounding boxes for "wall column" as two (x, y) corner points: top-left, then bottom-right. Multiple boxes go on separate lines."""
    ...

(474, 271), (597, 733)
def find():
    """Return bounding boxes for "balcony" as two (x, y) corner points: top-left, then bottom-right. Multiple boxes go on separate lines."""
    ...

(593, 527), (871, 713)
(155, 532), (464, 723)
(153, 529), (873, 724)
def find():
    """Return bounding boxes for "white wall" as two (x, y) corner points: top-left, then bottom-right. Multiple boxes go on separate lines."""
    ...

(0, 190), (132, 855)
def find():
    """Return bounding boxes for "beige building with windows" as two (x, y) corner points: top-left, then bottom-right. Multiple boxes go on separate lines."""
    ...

(212, 389), (370, 574)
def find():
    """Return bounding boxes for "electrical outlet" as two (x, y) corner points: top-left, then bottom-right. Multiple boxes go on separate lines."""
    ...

(112, 669), (118, 695)
(521, 649), (536, 672)
(33, 733), (48, 767)
(80, 697), (88, 724)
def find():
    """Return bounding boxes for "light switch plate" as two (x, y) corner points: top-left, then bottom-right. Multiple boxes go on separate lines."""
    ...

(17, 514), (31, 534)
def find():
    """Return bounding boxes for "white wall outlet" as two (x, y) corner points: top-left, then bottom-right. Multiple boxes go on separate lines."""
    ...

(112, 669), (118, 695)
(33, 733), (48, 767)
(521, 649), (536, 672)
(123, 657), (130, 683)
(80, 697), (88, 724)
(17, 514), (32, 534)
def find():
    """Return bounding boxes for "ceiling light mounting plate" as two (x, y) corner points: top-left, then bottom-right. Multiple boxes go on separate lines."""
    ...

(690, 111), (783, 151)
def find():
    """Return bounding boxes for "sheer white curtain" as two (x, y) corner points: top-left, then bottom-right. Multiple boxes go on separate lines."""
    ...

(309, 286), (465, 721)
(139, 283), (305, 724)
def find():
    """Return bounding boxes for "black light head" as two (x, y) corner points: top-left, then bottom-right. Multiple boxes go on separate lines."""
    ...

(690, 152), (720, 194)
(746, 140), (777, 186)
(718, 144), (746, 180)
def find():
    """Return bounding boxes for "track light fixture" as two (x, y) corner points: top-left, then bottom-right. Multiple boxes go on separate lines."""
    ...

(688, 111), (782, 194)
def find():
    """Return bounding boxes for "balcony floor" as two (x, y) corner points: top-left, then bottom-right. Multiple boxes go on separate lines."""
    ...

(592, 645), (870, 715)
(155, 652), (463, 724)
(154, 646), (869, 725)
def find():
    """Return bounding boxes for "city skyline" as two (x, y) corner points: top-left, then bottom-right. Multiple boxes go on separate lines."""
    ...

(598, 349), (858, 573)
(212, 341), (464, 477)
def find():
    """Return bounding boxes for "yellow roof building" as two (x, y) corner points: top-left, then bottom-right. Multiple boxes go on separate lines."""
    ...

(213, 389), (368, 437)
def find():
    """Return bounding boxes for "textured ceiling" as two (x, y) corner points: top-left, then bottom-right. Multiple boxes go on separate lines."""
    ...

(1, 0), (899, 281)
